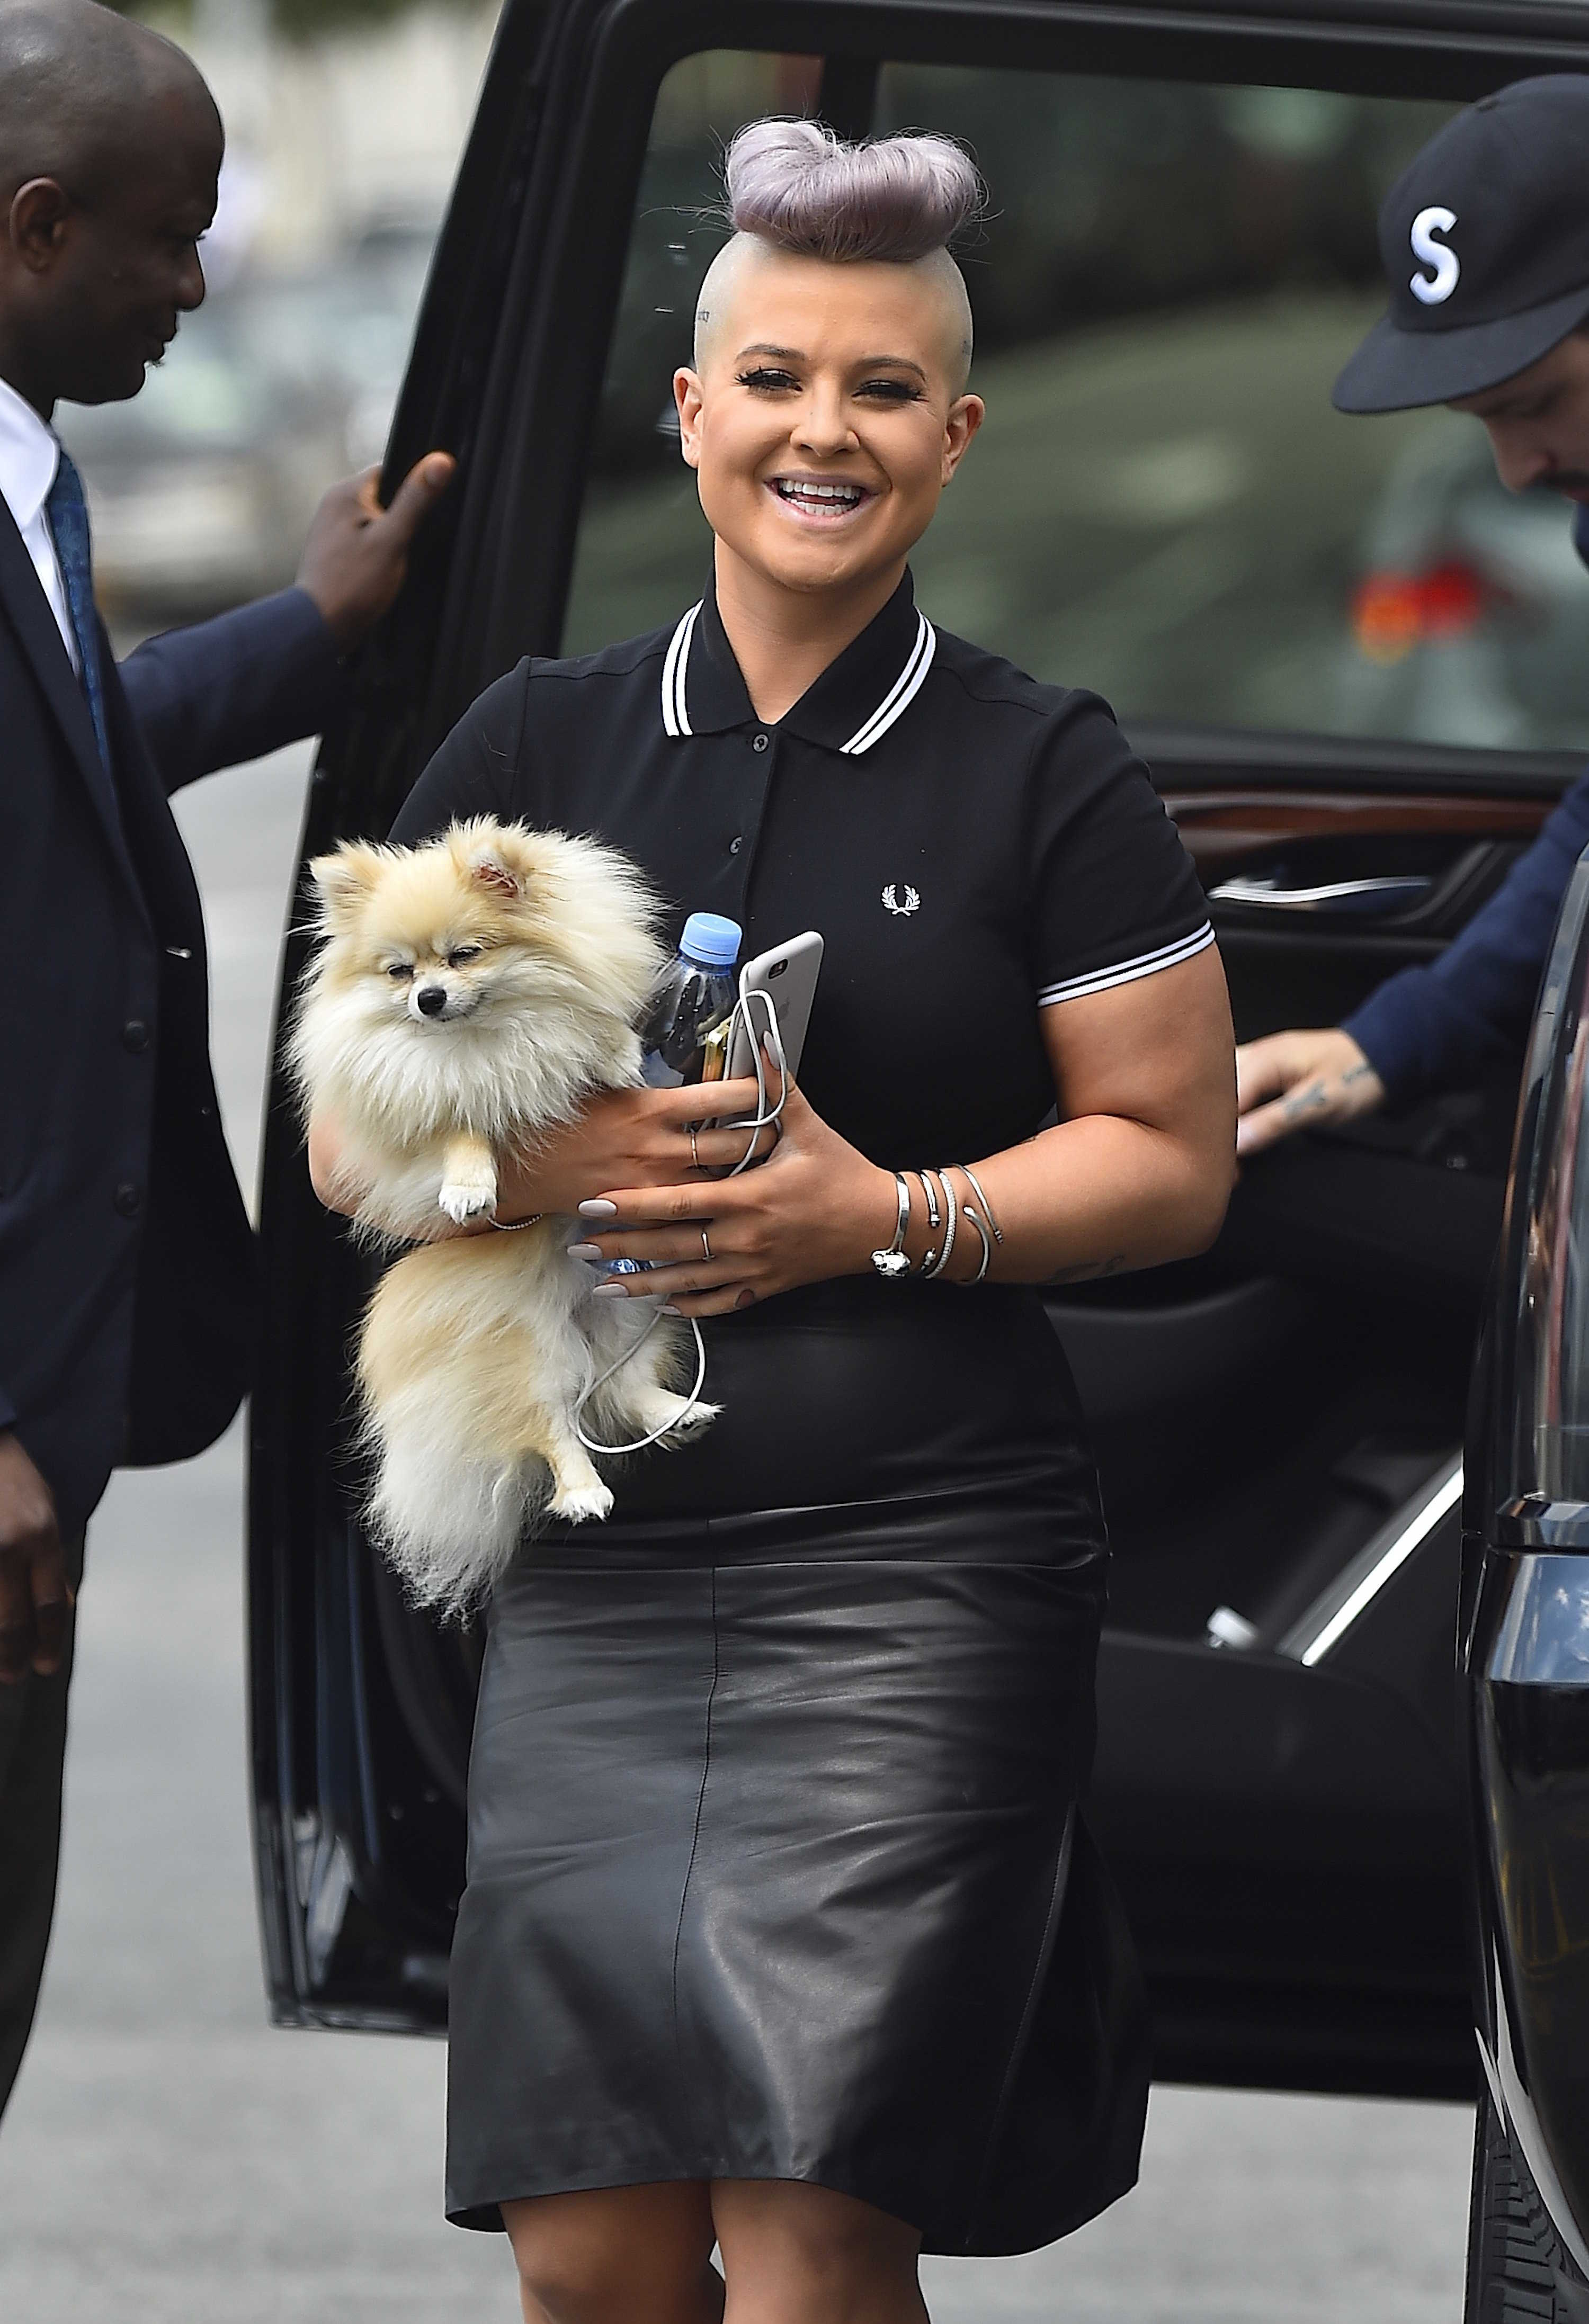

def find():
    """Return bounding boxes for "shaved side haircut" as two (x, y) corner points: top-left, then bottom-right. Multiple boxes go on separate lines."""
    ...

(693, 119), (982, 393)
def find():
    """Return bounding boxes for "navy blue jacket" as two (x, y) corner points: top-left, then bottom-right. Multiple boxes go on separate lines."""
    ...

(1345, 510), (1589, 1102)
(0, 498), (346, 1531)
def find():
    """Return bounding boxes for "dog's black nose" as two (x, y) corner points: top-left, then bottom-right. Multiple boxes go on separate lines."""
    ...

(415, 985), (448, 1018)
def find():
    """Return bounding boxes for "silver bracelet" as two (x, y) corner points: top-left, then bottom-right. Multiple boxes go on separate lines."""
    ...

(921, 1168), (958, 1280)
(489, 1211), (545, 1232)
(916, 1168), (940, 1232)
(958, 1165), (1004, 1246)
(870, 1172), (912, 1279)
(959, 1203), (993, 1284)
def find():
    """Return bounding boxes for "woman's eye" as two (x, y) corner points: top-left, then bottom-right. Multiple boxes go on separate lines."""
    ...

(857, 379), (922, 402)
(448, 945), (483, 967)
(736, 367), (799, 392)
(386, 963), (412, 981)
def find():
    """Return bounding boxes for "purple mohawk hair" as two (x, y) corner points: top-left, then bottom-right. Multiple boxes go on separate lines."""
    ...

(724, 118), (982, 264)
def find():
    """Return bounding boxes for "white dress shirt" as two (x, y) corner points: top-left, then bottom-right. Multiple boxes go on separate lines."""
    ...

(0, 374), (80, 673)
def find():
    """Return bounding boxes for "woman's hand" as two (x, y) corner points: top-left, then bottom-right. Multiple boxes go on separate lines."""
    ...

(570, 1075), (895, 1317)
(1235, 1027), (1385, 1158)
(496, 1079), (776, 1219)
(307, 1080), (777, 1230)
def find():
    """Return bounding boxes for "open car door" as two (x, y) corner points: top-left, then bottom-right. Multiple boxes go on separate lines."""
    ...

(1460, 849), (1589, 2316)
(249, 0), (1589, 2097)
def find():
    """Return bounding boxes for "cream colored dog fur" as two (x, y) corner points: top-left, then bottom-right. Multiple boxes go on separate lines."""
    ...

(290, 818), (714, 1614)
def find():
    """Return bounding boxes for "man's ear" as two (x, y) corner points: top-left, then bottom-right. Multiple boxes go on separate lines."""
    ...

(9, 178), (73, 275)
(307, 841), (385, 927)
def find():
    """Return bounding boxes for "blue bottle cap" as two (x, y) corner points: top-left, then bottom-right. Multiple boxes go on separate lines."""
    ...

(679, 912), (742, 969)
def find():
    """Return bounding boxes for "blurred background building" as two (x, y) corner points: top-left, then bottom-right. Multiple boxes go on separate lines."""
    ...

(76, 16), (1589, 753)
(74, 0), (496, 625)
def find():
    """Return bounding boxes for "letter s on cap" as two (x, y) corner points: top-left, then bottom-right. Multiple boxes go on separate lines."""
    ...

(1409, 205), (1460, 305)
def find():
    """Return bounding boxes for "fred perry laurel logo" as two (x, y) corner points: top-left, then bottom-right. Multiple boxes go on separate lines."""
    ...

(1409, 205), (1460, 306)
(881, 884), (920, 918)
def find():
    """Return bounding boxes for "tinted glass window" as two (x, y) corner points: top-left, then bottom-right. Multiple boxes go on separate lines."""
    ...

(564, 55), (1589, 752)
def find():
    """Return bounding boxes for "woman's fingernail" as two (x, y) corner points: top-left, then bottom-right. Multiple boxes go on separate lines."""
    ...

(735, 1288), (756, 1308)
(578, 1199), (618, 1219)
(566, 1242), (603, 1261)
(592, 1280), (629, 1297)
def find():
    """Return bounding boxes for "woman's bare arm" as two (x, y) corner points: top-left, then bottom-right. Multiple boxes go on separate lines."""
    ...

(305, 1079), (775, 1235)
(576, 945), (1238, 1312)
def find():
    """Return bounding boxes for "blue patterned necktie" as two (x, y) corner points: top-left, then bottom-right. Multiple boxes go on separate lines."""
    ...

(45, 446), (112, 774)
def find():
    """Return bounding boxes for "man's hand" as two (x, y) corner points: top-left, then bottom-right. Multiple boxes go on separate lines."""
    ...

(0, 1433), (70, 1684)
(294, 452), (457, 653)
(1236, 1027), (1386, 1157)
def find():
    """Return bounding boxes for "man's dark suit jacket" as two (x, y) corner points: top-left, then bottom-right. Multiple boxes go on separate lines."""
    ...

(0, 500), (349, 1533)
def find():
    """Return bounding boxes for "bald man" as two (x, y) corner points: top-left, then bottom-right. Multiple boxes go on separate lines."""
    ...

(0, 0), (452, 2116)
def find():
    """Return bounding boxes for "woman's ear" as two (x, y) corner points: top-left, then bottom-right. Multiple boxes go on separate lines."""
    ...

(941, 393), (985, 486)
(674, 367), (706, 471)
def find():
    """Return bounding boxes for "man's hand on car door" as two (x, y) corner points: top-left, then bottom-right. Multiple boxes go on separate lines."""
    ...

(1236, 1026), (1386, 1157)
(0, 1433), (70, 1683)
(294, 451), (457, 653)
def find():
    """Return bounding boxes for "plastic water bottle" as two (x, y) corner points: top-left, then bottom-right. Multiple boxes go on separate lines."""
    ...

(594, 915), (743, 1284)
(639, 913), (742, 1088)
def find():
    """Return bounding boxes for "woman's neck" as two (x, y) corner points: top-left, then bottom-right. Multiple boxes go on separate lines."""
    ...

(712, 545), (908, 725)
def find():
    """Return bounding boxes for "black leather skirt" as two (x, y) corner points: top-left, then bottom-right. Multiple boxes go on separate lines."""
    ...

(445, 1282), (1149, 2255)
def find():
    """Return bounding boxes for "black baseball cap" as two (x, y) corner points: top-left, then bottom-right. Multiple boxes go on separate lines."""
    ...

(1334, 76), (1589, 415)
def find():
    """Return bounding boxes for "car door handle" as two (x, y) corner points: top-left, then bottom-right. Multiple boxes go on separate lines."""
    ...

(1208, 873), (1435, 917)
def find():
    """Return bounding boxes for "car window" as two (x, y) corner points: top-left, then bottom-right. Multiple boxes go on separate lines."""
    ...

(562, 53), (1589, 754)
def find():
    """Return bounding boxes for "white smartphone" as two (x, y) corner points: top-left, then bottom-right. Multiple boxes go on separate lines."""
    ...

(722, 930), (824, 1084)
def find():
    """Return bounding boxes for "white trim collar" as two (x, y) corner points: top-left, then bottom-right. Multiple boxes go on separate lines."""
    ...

(659, 598), (936, 756)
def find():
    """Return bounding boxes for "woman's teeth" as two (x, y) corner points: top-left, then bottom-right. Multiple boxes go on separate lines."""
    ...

(774, 479), (865, 511)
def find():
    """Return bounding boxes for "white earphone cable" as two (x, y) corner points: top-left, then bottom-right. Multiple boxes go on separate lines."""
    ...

(572, 985), (787, 1457)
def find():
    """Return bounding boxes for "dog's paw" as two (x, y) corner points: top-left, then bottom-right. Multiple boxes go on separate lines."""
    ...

(549, 1479), (614, 1524)
(439, 1179), (496, 1225)
(633, 1390), (719, 1442)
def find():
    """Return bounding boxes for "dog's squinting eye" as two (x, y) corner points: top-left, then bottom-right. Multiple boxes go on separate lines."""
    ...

(448, 945), (484, 967)
(385, 962), (413, 982)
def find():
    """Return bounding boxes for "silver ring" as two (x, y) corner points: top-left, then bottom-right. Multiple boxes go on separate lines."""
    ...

(690, 1125), (701, 1172)
(701, 1226), (712, 1261)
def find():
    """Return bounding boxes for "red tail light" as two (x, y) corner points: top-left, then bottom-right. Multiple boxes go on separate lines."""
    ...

(1351, 559), (1494, 664)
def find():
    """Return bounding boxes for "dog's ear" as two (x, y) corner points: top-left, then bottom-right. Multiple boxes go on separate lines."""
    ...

(307, 842), (384, 928)
(463, 831), (530, 900)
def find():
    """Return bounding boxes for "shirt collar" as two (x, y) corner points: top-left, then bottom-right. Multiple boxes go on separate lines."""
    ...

(0, 374), (61, 534)
(660, 570), (936, 755)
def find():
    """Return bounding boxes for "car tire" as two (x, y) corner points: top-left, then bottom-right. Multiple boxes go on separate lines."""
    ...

(1466, 2089), (1589, 2323)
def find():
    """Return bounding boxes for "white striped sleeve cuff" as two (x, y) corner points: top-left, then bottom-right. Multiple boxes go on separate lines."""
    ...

(1037, 921), (1216, 1008)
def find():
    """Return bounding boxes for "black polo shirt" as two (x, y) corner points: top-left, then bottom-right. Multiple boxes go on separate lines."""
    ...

(391, 572), (1211, 1171)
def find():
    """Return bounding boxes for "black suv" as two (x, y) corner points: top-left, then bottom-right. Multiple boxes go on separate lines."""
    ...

(247, 5), (1589, 2312)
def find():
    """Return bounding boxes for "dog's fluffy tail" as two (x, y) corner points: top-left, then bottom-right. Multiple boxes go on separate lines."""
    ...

(361, 1405), (541, 1621)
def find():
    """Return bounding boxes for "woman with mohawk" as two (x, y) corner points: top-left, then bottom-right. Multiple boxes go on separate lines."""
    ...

(314, 116), (1234, 2322)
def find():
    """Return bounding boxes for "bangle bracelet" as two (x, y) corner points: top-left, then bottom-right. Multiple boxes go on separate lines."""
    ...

(958, 1165), (1004, 1246)
(870, 1172), (913, 1279)
(922, 1168), (958, 1280)
(959, 1203), (993, 1284)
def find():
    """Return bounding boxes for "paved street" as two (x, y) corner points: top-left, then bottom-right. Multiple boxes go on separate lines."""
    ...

(0, 743), (1475, 2319)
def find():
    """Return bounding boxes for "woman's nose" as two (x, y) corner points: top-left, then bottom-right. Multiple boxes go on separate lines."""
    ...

(790, 392), (858, 455)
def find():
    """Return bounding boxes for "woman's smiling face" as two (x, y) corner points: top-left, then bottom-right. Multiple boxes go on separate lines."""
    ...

(674, 245), (983, 603)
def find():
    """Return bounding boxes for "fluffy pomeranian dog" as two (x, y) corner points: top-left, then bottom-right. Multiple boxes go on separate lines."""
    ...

(289, 816), (716, 1616)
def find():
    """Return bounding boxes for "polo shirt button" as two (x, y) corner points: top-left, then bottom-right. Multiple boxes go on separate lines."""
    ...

(122, 1019), (150, 1053)
(114, 1183), (141, 1218)
(729, 835), (743, 856)
(752, 733), (770, 752)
